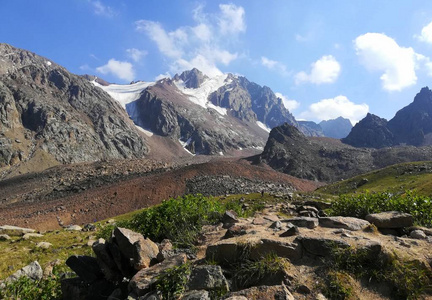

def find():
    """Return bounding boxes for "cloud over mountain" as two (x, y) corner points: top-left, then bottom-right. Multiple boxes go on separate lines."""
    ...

(295, 55), (341, 85)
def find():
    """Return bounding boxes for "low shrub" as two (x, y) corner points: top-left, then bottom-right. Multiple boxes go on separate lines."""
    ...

(155, 263), (191, 299)
(0, 275), (62, 300)
(329, 190), (432, 227)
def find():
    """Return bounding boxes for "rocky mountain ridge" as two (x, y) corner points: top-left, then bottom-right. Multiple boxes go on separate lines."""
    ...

(343, 87), (432, 148)
(258, 123), (432, 182)
(0, 43), (148, 178)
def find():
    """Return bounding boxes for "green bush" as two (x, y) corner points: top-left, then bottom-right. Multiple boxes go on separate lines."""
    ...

(329, 190), (432, 227)
(155, 263), (191, 299)
(102, 194), (261, 248)
(0, 275), (62, 300)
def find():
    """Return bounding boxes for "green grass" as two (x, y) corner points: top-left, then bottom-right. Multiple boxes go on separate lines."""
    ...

(99, 193), (278, 248)
(324, 246), (432, 299)
(328, 190), (432, 227)
(318, 161), (432, 196)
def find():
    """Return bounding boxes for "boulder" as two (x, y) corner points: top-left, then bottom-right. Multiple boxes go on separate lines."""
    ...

(108, 240), (135, 277)
(269, 221), (283, 230)
(319, 216), (370, 231)
(0, 225), (35, 236)
(222, 210), (239, 228)
(36, 242), (52, 249)
(6, 261), (43, 282)
(224, 225), (248, 239)
(365, 211), (413, 228)
(66, 255), (104, 283)
(129, 253), (187, 297)
(281, 217), (318, 229)
(187, 265), (229, 292)
(250, 239), (302, 261)
(410, 230), (427, 240)
(206, 241), (239, 264)
(224, 285), (294, 300)
(65, 225), (83, 231)
(22, 233), (44, 240)
(92, 238), (122, 282)
(182, 290), (210, 300)
(0, 234), (11, 241)
(113, 227), (159, 270)
(296, 236), (350, 257)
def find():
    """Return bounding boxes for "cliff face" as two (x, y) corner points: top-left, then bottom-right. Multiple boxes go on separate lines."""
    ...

(0, 43), (148, 176)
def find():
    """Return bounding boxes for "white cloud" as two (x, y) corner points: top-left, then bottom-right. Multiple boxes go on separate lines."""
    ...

(354, 33), (424, 91)
(155, 73), (171, 81)
(91, 1), (114, 17)
(79, 64), (91, 71)
(416, 21), (432, 44)
(126, 48), (147, 62)
(295, 55), (341, 85)
(275, 92), (300, 111)
(96, 59), (135, 82)
(135, 4), (245, 77)
(218, 4), (246, 35)
(299, 95), (369, 124)
(261, 56), (288, 76)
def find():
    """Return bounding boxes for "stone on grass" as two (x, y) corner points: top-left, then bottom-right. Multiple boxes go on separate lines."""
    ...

(65, 225), (83, 231)
(22, 233), (44, 240)
(36, 242), (52, 249)
(0, 234), (11, 241)
(365, 211), (413, 228)
(0, 225), (35, 236)
(6, 261), (43, 282)
(319, 216), (370, 231)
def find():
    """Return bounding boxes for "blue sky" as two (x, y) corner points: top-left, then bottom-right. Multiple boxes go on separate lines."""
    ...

(2, 1), (432, 124)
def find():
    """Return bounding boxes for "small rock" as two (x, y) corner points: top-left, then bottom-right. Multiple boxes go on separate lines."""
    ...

(224, 225), (249, 239)
(187, 265), (229, 292)
(252, 217), (267, 225)
(282, 217), (318, 229)
(279, 225), (299, 237)
(36, 242), (52, 249)
(65, 225), (82, 231)
(297, 284), (311, 294)
(410, 230), (427, 240)
(82, 223), (97, 232)
(22, 233), (44, 240)
(0, 234), (11, 241)
(269, 221), (283, 230)
(222, 210), (239, 228)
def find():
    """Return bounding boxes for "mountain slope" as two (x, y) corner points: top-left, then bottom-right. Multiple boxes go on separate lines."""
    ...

(0, 43), (148, 178)
(343, 87), (432, 148)
(319, 116), (352, 139)
(257, 123), (432, 182)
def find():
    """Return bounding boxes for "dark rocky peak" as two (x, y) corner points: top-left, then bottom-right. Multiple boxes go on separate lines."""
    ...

(413, 86), (432, 105)
(342, 113), (394, 148)
(267, 123), (306, 144)
(173, 68), (208, 88)
(319, 117), (353, 139)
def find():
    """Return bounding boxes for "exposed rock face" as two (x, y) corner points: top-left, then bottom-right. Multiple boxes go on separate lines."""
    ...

(388, 87), (432, 146)
(342, 113), (394, 148)
(343, 87), (432, 148)
(173, 68), (208, 89)
(297, 121), (324, 137)
(0, 43), (148, 176)
(258, 123), (432, 182)
(319, 117), (352, 139)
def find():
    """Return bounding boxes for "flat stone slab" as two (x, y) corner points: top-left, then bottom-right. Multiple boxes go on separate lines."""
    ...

(282, 217), (318, 229)
(365, 211), (413, 228)
(295, 236), (350, 257)
(319, 216), (370, 231)
(0, 225), (35, 236)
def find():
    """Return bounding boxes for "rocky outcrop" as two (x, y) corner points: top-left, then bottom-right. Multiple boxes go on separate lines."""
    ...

(342, 87), (432, 148)
(258, 123), (432, 182)
(319, 117), (352, 139)
(342, 113), (394, 148)
(0, 43), (148, 176)
(365, 211), (414, 228)
(173, 68), (208, 89)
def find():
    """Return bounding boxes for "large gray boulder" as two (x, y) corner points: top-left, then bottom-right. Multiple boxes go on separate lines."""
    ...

(0, 225), (35, 236)
(319, 216), (370, 231)
(296, 236), (350, 257)
(365, 211), (413, 228)
(187, 265), (229, 293)
(6, 261), (43, 282)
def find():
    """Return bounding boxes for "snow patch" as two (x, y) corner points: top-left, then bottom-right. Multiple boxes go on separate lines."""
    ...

(256, 121), (271, 133)
(45, 61), (52, 66)
(174, 74), (230, 116)
(93, 80), (154, 109)
(218, 151), (224, 156)
(135, 125), (153, 137)
(178, 138), (195, 156)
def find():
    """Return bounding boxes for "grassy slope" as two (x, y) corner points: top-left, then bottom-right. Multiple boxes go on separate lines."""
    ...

(317, 161), (432, 196)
